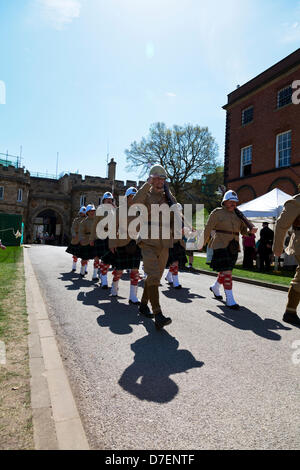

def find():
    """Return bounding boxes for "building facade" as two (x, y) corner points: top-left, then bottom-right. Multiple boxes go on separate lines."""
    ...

(223, 48), (300, 204)
(0, 158), (144, 244)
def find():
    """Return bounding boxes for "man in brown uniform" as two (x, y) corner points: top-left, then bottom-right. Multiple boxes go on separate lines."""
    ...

(131, 165), (176, 329)
(78, 204), (96, 277)
(273, 192), (300, 326)
(66, 205), (86, 272)
(203, 190), (254, 309)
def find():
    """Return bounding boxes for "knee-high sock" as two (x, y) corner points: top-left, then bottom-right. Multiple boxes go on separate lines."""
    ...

(171, 265), (181, 287)
(210, 272), (224, 296)
(223, 273), (236, 306)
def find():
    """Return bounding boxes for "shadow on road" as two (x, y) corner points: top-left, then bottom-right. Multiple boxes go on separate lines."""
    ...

(94, 298), (143, 335)
(162, 286), (205, 303)
(118, 320), (204, 403)
(206, 305), (291, 340)
(58, 272), (98, 290)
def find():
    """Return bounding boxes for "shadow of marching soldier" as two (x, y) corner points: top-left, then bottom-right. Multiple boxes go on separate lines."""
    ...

(206, 305), (291, 341)
(162, 286), (205, 304)
(58, 272), (95, 291)
(118, 320), (204, 403)
(96, 298), (144, 335)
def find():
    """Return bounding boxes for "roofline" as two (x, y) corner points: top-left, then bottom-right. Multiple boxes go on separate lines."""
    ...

(223, 48), (300, 110)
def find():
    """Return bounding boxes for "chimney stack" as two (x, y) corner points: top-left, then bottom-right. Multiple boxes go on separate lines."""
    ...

(108, 157), (116, 182)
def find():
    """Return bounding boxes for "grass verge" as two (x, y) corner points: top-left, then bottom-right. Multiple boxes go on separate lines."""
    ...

(0, 246), (34, 450)
(192, 255), (294, 287)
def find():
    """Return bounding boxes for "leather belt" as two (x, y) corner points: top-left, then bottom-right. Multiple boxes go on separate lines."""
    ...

(216, 230), (239, 236)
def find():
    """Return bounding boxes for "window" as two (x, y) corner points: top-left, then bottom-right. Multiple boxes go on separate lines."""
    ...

(0, 186), (3, 200)
(276, 131), (291, 168)
(17, 188), (23, 202)
(242, 106), (253, 125)
(80, 195), (86, 206)
(241, 146), (252, 177)
(277, 85), (292, 108)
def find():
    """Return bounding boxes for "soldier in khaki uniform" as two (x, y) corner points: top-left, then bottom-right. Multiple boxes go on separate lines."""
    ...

(131, 164), (176, 329)
(202, 190), (255, 309)
(89, 192), (116, 288)
(109, 187), (142, 304)
(273, 191), (300, 326)
(66, 205), (86, 272)
(78, 204), (96, 277)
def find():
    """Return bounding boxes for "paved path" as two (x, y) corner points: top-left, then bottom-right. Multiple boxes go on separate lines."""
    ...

(28, 245), (300, 450)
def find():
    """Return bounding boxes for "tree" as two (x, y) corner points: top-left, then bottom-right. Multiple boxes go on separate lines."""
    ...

(125, 122), (219, 198)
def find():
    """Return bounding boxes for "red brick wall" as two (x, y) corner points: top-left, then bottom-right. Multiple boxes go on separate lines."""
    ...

(226, 64), (300, 204)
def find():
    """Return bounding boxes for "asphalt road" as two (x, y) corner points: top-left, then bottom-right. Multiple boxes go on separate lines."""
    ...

(27, 245), (300, 450)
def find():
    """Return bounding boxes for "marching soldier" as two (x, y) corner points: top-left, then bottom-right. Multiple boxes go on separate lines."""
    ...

(273, 190), (300, 326)
(202, 190), (255, 309)
(78, 204), (96, 277)
(109, 187), (142, 304)
(165, 204), (187, 289)
(66, 205), (86, 272)
(90, 192), (116, 289)
(131, 164), (177, 329)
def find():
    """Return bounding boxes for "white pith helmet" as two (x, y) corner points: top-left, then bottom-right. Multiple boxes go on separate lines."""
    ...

(101, 192), (114, 203)
(85, 204), (96, 213)
(222, 190), (239, 204)
(125, 187), (137, 197)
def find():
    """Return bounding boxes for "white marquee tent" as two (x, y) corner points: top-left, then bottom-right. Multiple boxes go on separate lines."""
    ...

(237, 188), (292, 220)
(237, 188), (295, 267)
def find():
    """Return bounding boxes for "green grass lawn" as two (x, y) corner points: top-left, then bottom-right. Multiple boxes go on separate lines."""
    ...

(0, 246), (34, 450)
(192, 255), (294, 287)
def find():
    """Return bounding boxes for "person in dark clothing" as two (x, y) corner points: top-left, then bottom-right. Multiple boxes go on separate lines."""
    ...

(258, 222), (274, 272)
(242, 232), (256, 269)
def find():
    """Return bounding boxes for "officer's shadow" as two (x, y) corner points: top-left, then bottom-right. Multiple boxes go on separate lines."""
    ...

(58, 272), (97, 291)
(92, 296), (143, 335)
(206, 305), (291, 341)
(162, 286), (205, 303)
(118, 320), (204, 403)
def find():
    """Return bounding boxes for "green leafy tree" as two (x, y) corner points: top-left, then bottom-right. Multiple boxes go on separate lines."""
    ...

(125, 122), (219, 198)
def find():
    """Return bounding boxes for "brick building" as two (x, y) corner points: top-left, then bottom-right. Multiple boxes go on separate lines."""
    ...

(0, 158), (144, 244)
(223, 48), (300, 204)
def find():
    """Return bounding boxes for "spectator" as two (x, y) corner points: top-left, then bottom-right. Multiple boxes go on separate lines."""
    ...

(242, 232), (256, 269)
(258, 222), (274, 272)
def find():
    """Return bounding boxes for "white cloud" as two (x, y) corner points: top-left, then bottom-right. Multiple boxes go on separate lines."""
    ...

(37, 0), (81, 30)
(165, 92), (176, 97)
(281, 1), (300, 43)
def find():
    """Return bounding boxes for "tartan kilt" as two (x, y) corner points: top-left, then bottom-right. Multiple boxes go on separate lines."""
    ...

(167, 242), (187, 268)
(102, 249), (116, 266)
(210, 248), (238, 272)
(113, 241), (142, 270)
(76, 244), (95, 260)
(92, 238), (109, 259)
(65, 243), (80, 257)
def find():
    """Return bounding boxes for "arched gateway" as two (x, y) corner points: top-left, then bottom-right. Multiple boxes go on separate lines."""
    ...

(32, 209), (64, 245)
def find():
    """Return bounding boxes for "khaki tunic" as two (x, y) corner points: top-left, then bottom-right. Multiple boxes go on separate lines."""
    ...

(90, 204), (116, 243)
(273, 194), (300, 293)
(131, 182), (177, 286)
(70, 216), (83, 245)
(79, 217), (95, 246)
(203, 207), (248, 250)
(108, 205), (138, 249)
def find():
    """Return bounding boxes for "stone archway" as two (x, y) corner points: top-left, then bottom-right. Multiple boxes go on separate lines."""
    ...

(32, 208), (64, 245)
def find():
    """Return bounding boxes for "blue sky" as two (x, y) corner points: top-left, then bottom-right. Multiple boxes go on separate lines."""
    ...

(0, 0), (300, 183)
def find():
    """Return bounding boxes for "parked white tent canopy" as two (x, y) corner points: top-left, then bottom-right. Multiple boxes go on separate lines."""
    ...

(237, 188), (292, 219)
